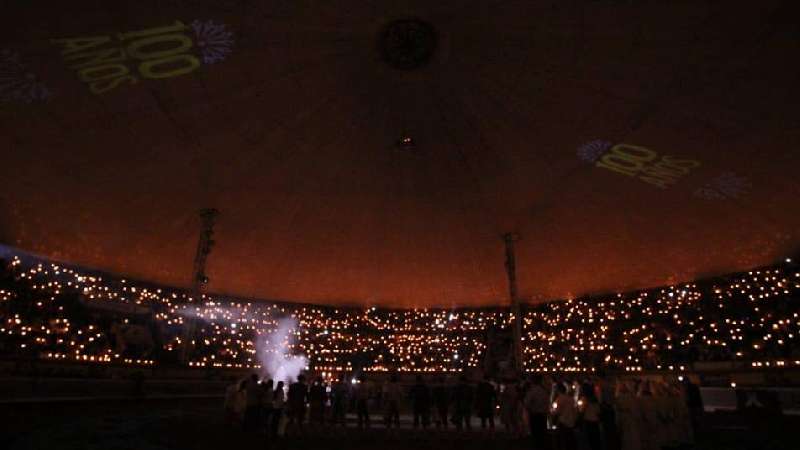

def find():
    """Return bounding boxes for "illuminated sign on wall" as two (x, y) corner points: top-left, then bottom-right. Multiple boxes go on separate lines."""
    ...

(577, 140), (701, 189)
(578, 141), (752, 200)
(51, 20), (234, 94)
(0, 49), (50, 103)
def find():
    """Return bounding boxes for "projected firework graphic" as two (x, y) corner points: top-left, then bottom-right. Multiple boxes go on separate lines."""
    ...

(191, 20), (235, 64)
(52, 19), (235, 94)
(694, 172), (751, 200)
(0, 50), (50, 103)
(577, 140), (613, 163)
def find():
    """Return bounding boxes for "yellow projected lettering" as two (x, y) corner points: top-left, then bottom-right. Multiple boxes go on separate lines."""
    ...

(596, 157), (637, 177)
(612, 144), (658, 161)
(116, 21), (189, 41)
(52, 21), (201, 94)
(595, 143), (701, 189)
(66, 48), (127, 69)
(52, 36), (111, 55)
(78, 64), (129, 82)
(139, 54), (200, 79)
(127, 34), (193, 60)
(89, 75), (138, 94)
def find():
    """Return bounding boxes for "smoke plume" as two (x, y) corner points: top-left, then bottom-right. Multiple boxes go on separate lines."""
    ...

(258, 316), (308, 383)
(178, 305), (307, 382)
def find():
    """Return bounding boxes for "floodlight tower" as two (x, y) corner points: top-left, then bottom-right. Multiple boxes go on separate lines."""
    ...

(191, 208), (220, 293)
(180, 208), (219, 365)
(503, 232), (524, 375)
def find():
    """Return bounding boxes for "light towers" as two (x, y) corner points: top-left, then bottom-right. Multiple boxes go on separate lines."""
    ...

(503, 232), (524, 375)
(191, 208), (219, 293)
(180, 208), (219, 365)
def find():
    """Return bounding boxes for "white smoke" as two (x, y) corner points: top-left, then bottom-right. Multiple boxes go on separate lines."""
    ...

(177, 305), (307, 382)
(259, 317), (308, 383)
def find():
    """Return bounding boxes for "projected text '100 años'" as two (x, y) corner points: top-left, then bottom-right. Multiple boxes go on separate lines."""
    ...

(596, 144), (701, 189)
(52, 21), (200, 94)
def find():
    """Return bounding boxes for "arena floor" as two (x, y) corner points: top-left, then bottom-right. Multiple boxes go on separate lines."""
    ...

(2, 397), (796, 450)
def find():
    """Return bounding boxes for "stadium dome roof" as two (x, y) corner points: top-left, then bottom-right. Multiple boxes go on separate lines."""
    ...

(1, 0), (799, 307)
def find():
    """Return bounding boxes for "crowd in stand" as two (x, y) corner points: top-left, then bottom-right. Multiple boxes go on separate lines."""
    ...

(223, 371), (703, 450)
(1, 251), (799, 376)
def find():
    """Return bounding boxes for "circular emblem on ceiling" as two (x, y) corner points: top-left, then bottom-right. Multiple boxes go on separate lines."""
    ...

(379, 19), (437, 70)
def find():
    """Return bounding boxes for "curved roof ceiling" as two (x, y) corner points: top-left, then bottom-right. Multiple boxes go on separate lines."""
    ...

(2, 1), (799, 308)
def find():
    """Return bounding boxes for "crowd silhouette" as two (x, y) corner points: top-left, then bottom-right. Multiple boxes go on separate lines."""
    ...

(224, 371), (702, 450)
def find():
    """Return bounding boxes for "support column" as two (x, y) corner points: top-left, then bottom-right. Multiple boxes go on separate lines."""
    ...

(503, 232), (524, 375)
(180, 208), (219, 365)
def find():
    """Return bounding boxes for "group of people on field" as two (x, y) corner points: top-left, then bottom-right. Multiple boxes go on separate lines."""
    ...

(224, 371), (703, 450)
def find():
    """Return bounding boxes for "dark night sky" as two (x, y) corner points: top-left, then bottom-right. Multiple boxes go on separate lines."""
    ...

(1, 0), (799, 307)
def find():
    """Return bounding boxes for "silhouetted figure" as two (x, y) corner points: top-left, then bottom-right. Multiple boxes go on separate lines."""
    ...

(452, 375), (474, 430)
(524, 374), (550, 450)
(354, 375), (371, 428)
(224, 380), (240, 424)
(553, 383), (577, 450)
(309, 376), (327, 425)
(287, 374), (309, 430)
(684, 377), (704, 435)
(595, 374), (619, 450)
(476, 376), (497, 429)
(614, 380), (641, 450)
(243, 373), (262, 432)
(271, 381), (285, 437)
(383, 374), (402, 428)
(578, 385), (602, 450)
(500, 381), (523, 435)
(261, 379), (275, 437)
(410, 375), (432, 428)
(331, 375), (348, 426)
(432, 376), (450, 429)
